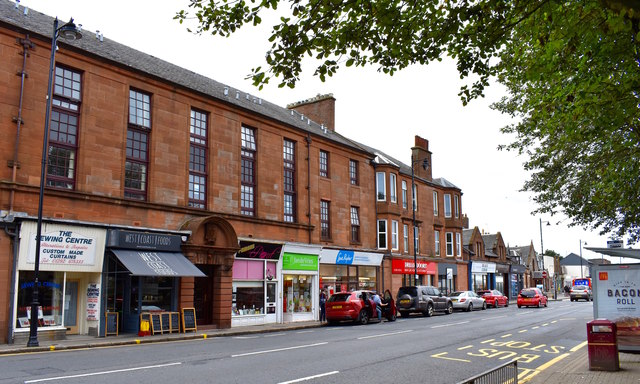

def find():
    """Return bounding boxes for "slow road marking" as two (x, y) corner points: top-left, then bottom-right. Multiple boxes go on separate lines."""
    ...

(278, 371), (339, 383)
(24, 362), (182, 383)
(231, 342), (328, 357)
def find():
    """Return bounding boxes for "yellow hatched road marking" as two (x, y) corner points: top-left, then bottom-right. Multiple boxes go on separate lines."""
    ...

(431, 352), (471, 362)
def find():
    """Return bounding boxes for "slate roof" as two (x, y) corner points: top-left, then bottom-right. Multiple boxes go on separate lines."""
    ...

(355, 141), (461, 190)
(509, 245), (532, 266)
(462, 229), (474, 244)
(0, 0), (371, 156)
(560, 253), (591, 266)
(481, 234), (498, 250)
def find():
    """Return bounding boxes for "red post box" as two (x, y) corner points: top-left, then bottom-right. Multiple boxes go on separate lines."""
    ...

(586, 319), (619, 371)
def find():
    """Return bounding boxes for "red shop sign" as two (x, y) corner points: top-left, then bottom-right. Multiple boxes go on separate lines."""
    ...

(392, 259), (436, 275)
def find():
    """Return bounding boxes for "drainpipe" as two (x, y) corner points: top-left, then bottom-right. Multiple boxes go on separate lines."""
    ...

(305, 135), (312, 244)
(371, 161), (383, 292)
(5, 224), (19, 344)
(9, 36), (34, 212)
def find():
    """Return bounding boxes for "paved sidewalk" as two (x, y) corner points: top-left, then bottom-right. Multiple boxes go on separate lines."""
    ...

(527, 346), (640, 384)
(0, 320), (323, 355)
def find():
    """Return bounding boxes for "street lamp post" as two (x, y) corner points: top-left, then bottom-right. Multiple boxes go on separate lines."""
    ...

(539, 218), (553, 298)
(28, 17), (81, 348)
(579, 240), (587, 279)
(410, 155), (428, 285)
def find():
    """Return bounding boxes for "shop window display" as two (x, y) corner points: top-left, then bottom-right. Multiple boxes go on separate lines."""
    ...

(232, 259), (274, 316)
(16, 271), (64, 328)
(131, 276), (174, 312)
(284, 275), (312, 313)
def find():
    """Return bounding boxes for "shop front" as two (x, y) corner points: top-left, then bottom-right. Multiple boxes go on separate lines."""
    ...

(391, 258), (437, 288)
(12, 221), (106, 344)
(510, 264), (526, 298)
(319, 249), (383, 295)
(231, 240), (282, 327)
(280, 243), (321, 323)
(103, 229), (205, 335)
(495, 263), (510, 296)
(437, 263), (458, 295)
(470, 261), (496, 291)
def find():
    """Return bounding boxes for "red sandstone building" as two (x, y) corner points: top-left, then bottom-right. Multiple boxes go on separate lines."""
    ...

(0, 1), (466, 343)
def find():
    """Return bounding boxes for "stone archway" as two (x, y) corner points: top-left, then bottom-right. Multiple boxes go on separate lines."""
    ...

(180, 216), (239, 329)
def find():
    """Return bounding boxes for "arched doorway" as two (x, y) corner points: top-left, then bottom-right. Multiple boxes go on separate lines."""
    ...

(180, 216), (239, 329)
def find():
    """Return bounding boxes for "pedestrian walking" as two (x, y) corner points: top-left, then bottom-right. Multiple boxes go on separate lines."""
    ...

(319, 290), (327, 322)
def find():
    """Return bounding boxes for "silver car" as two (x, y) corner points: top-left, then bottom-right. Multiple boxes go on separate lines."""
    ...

(450, 291), (487, 311)
(570, 285), (592, 302)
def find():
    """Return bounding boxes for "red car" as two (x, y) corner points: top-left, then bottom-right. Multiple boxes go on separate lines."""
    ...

(477, 289), (509, 308)
(326, 289), (396, 325)
(517, 288), (548, 308)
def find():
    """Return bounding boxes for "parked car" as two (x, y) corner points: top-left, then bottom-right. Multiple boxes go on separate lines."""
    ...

(396, 286), (453, 317)
(326, 290), (396, 325)
(517, 287), (548, 308)
(477, 289), (509, 308)
(450, 291), (487, 311)
(570, 285), (592, 302)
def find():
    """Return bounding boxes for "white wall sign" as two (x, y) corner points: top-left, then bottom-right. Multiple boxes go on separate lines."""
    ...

(28, 230), (97, 266)
(86, 283), (100, 321)
(471, 262), (497, 274)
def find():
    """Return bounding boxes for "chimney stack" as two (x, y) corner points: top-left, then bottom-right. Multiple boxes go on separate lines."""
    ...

(287, 94), (336, 132)
(411, 135), (432, 181)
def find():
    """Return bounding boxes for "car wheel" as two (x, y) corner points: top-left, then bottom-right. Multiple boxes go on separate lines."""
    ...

(482, 302), (487, 310)
(400, 311), (409, 318)
(505, 301), (509, 307)
(424, 304), (434, 317)
(544, 301), (548, 308)
(467, 303), (473, 312)
(388, 311), (397, 322)
(537, 300), (541, 308)
(517, 305), (521, 308)
(357, 310), (369, 325)
(446, 302), (453, 315)
(327, 320), (337, 326)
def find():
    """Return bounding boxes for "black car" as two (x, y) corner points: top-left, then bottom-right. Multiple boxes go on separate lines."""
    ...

(396, 285), (453, 317)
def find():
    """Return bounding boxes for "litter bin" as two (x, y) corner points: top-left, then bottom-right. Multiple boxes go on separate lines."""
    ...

(586, 319), (619, 371)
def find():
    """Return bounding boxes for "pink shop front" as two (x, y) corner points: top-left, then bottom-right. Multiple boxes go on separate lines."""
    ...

(231, 240), (281, 327)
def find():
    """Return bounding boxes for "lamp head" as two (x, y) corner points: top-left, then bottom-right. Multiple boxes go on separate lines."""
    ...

(58, 18), (82, 41)
(421, 158), (429, 170)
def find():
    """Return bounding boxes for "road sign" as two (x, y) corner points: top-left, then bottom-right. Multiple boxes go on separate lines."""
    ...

(607, 240), (623, 248)
(542, 271), (548, 278)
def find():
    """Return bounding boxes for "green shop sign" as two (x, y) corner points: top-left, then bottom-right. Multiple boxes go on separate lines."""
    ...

(282, 252), (318, 271)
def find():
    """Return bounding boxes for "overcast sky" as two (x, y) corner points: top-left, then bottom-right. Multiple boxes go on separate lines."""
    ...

(17, 0), (636, 263)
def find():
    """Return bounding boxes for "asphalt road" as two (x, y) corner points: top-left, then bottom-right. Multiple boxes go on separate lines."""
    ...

(0, 300), (593, 384)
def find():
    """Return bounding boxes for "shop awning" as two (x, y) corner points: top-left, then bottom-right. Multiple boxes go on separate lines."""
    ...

(111, 249), (205, 277)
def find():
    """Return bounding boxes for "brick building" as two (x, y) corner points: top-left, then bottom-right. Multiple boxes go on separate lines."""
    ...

(0, 0), (465, 343)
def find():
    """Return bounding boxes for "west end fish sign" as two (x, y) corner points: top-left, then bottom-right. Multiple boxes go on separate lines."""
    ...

(28, 230), (97, 265)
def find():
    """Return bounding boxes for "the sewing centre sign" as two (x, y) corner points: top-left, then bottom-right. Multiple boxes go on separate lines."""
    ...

(28, 230), (97, 265)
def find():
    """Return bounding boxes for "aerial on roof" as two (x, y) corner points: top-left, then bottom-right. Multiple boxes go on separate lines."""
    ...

(0, 0), (370, 156)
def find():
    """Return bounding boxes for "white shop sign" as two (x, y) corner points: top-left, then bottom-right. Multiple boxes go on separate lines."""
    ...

(471, 261), (497, 274)
(28, 230), (97, 266)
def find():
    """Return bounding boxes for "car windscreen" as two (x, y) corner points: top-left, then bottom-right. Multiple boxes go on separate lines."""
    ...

(477, 291), (490, 296)
(397, 287), (417, 296)
(449, 292), (463, 297)
(520, 290), (536, 298)
(574, 285), (588, 290)
(328, 293), (351, 303)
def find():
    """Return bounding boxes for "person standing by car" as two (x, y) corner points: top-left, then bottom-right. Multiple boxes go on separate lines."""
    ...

(372, 292), (385, 321)
(319, 290), (327, 322)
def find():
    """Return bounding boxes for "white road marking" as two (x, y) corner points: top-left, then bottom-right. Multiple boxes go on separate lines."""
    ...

(264, 333), (287, 337)
(431, 321), (469, 329)
(234, 336), (259, 339)
(278, 371), (339, 383)
(24, 362), (182, 383)
(296, 330), (315, 334)
(357, 330), (413, 340)
(481, 315), (507, 321)
(231, 342), (328, 357)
